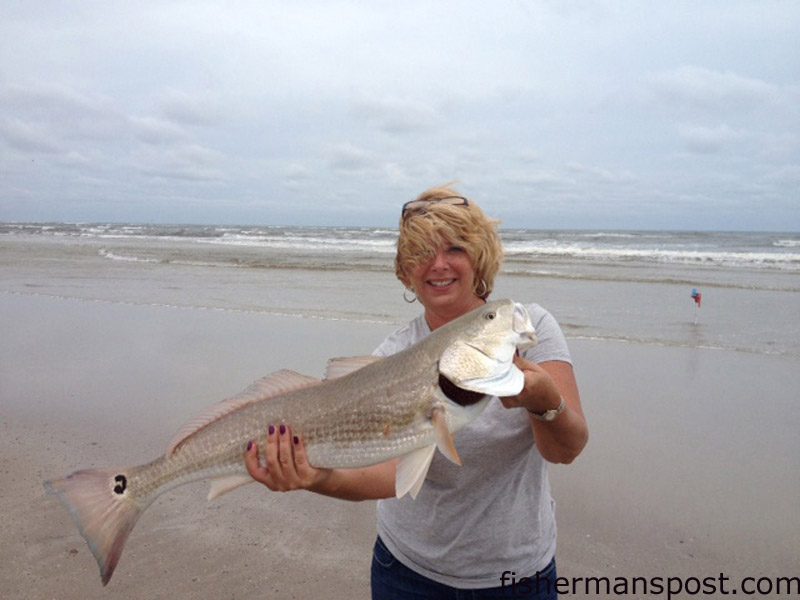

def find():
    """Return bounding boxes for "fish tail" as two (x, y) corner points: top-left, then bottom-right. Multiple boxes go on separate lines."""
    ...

(44, 468), (146, 585)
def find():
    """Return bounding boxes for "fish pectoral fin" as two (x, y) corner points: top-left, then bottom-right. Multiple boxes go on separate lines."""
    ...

(431, 407), (461, 466)
(324, 356), (382, 380)
(207, 475), (255, 501)
(395, 444), (436, 500)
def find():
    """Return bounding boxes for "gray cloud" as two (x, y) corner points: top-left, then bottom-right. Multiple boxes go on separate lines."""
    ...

(326, 142), (377, 173)
(282, 162), (313, 183)
(678, 124), (746, 154)
(0, 117), (62, 154)
(159, 89), (222, 127)
(649, 66), (783, 112)
(133, 143), (227, 182)
(565, 162), (638, 184)
(130, 116), (188, 146)
(351, 96), (439, 134)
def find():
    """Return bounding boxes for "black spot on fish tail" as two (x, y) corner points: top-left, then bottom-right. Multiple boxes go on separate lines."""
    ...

(438, 374), (487, 406)
(113, 474), (127, 495)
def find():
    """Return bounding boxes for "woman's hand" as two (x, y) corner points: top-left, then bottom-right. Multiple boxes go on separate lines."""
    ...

(499, 355), (562, 414)
(243, 424), (330, 492)
(500, 354), (589, 464)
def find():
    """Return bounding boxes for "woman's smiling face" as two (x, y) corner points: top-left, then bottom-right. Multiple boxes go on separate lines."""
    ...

(408, 242), (483, 325)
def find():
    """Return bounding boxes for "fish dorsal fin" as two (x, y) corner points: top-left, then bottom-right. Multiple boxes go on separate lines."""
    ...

(166, 370), (320, 456)
(431, 407), (461, 466)
(324, 356), (382, 380)
(396, 444), (436, 499)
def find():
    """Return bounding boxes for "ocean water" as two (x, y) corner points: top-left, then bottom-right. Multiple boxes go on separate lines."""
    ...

(1, 223), (798, 357)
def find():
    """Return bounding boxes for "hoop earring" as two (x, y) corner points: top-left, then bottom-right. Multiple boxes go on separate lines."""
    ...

(475, 279), (489, 299)
(403, 289), (417, 303)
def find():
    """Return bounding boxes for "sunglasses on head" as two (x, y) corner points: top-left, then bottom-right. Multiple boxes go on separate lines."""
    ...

(401, 196), (469, 219)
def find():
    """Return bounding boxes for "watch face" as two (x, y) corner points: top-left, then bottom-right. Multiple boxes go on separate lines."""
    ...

(528, 398), (565, 421)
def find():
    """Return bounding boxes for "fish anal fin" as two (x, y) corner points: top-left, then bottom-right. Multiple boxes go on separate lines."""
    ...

(207, 475), (254, 501)
(324, 356), (382, 380)
(167, 370), (320, 456)
(395, 444), (436, 499)
(431, 407), (461, 466)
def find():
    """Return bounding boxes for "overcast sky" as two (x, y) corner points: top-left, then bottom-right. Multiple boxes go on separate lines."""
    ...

(1, 1), (798, 230)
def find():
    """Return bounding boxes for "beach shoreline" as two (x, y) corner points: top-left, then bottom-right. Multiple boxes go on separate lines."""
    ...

(2, 292), (797, 598)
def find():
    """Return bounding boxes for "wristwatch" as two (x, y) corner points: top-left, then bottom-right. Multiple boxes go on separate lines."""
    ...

(527, 397), (567, 422)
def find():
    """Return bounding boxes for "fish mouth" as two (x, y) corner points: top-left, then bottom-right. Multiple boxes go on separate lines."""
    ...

(513, 303), (537, 350)
(438, 374), (487, 406)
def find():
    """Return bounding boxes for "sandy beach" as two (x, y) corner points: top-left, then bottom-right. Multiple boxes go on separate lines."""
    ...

(2, 290), (798, 599)
(1, 294), (383, 600)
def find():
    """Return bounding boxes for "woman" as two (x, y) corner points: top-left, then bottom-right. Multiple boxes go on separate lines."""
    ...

(244, 186), (589, 598)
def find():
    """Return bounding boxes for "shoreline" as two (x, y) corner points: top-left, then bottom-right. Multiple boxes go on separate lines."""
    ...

(4, 288), (795, 359)
(1, 293), (797, 598)
(3, 229), (799, 359)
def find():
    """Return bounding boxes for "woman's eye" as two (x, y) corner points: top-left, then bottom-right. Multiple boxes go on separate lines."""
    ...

(447, 246), (465, 253)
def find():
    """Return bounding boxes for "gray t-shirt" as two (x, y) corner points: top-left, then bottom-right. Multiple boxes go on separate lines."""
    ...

(372, 303), (572, 589)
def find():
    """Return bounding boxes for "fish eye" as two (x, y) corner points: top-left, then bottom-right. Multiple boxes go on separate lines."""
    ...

(484, 311), (496, 320)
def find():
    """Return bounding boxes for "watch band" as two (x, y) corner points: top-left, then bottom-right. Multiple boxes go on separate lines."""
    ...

(527, 397), (567, 422)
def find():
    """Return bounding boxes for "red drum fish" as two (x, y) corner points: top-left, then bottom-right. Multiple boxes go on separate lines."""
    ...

(45, 299), (537, 585)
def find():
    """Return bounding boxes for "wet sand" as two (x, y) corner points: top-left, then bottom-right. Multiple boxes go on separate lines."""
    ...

(1, 293), (798, 599)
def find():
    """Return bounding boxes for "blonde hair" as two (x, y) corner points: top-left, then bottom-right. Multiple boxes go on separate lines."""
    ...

(395, 186), (503, 299)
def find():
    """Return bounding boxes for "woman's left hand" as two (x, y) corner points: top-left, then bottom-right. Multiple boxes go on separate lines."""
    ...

(500, 354), (589, 464)
(499, 355), (562, 414)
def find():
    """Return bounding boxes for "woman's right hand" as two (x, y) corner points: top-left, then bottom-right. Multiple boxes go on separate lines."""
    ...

(243, 424), (331, 492)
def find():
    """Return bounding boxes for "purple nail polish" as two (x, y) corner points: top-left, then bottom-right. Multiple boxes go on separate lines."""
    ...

(293, 435), (299, 445)
(279, 424), (286, 435)
(246, 440), (253, 451)
(268, 424), (275, 435)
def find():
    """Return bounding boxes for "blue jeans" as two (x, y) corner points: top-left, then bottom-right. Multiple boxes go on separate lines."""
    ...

(371, 537), (558, 599)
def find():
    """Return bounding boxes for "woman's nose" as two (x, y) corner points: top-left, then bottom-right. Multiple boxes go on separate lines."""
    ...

(430, 249), (448, 269)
